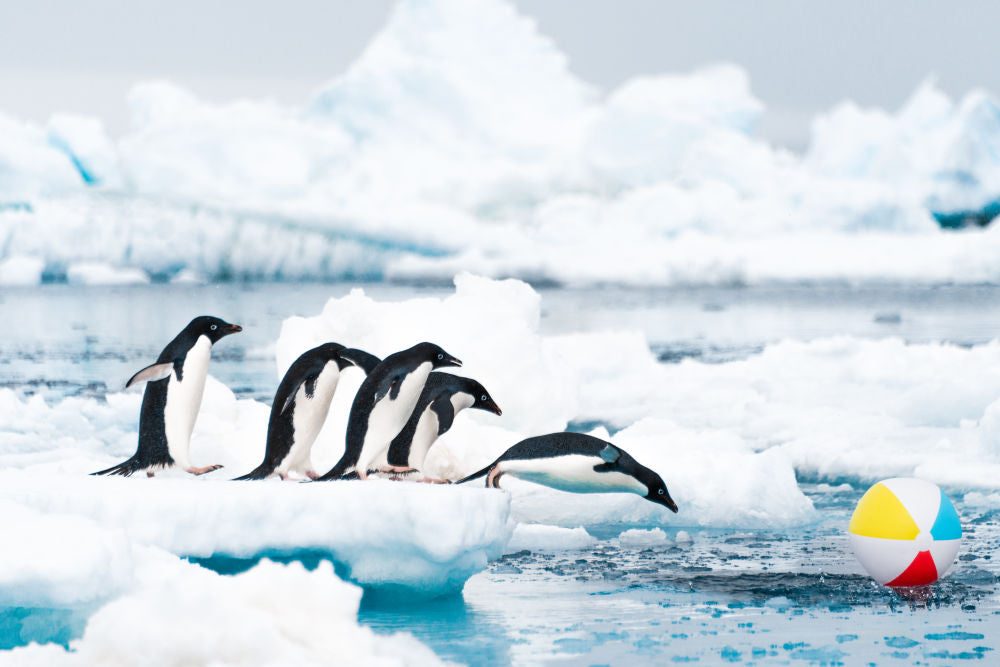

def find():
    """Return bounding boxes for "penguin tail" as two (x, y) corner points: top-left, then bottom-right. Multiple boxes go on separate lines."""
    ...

(454, 462), (494, 485)
(232, 463), (273, 481)
(91, 456), (144, 477)
(314, 457), (353, 481)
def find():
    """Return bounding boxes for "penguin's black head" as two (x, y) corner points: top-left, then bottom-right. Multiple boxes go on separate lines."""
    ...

(414, 342), (462, 369)
(189, 316), (243, 344)
(643, 473), (678, 513)
(314, 342), (347, 360)
(465, 379), (502, 416)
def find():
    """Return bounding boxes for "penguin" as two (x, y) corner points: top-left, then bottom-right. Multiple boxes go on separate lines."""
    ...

(316, 342), (462, 481)
(384, 372), (502, 482)
(455, 432), (678, 512)
(233, 344), (380, 481)
(92, 315), (242, 477)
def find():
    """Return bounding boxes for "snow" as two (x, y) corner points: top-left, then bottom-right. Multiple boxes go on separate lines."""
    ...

(1, 0), (1000, 285)
(7, 557), (444, 667)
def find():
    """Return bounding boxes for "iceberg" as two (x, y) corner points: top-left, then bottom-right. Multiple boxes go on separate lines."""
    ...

(1, 0), (1000, 285)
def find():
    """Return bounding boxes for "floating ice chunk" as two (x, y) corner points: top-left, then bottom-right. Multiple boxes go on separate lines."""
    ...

(675, 530), (693, 544)
(8, 558), (444, 666)
(0, 255), (44, 286)
(66, 262), (150, 286)
(617, 528), (670, 549)
(506, 524), (597, 553)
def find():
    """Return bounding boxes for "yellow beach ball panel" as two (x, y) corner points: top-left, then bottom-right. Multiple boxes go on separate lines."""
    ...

(848, 478), (962, 587)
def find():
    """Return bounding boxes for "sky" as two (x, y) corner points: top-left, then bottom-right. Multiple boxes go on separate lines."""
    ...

(1, 0), (998, 149)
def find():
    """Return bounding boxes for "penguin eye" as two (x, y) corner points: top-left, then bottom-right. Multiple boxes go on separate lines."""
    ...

(210, 324), (217, 331)
(658, 488), (665, 495)
(481, 394), (487, 402)
(437, 353), (443, 360)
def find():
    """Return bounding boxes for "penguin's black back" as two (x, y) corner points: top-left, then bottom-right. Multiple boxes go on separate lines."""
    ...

(454, 432), (641, 485)
(318, 346), (432, 479)
(91, 340), (196, 476)
(235, 347), (342, 480)
(497, 432), (614, 462)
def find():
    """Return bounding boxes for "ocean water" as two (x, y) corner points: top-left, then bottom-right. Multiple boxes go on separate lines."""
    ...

(2, 282), (999, 665)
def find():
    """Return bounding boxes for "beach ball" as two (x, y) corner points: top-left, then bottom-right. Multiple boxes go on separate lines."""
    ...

(848, 478), (962, 587)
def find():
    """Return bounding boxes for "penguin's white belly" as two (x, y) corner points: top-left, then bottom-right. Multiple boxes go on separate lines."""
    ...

(500, 455), (648, 495)
(408, 391), (473, 468)
(359, 362), (432, 471)
(280, 363), (341, 474)
(407, 408), (441, 469)
(163, 335), (211, 469)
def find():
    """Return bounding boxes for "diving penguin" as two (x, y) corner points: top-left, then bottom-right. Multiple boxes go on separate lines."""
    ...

(92, 315), (242, 477)
(455, 432), (678, 512)
(234, 344), (380, 481)
(384, 372), (501, 482)
(316, 342), (462, 480)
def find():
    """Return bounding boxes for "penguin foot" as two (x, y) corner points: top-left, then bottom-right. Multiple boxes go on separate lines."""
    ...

(187, 464), (223, 476)
(146, 471), (155, 478)
(306, 470), (320, 480)
(486, 467), (504, 489)
(418, 477), (451, 484)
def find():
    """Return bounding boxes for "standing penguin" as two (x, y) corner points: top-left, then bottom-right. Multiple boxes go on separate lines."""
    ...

(384, 372), (501, 481)
(455, 432), (678, 512)
(234, 344), (380, 481)
(92, 316), (242, 477)
(316, 342), (462, 480)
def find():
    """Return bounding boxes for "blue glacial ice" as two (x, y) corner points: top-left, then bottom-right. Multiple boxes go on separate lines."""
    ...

(3, 0), (1000, 285)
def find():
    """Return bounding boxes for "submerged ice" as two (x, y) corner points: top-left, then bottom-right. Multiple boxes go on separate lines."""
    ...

(2, 0), (1000, 284)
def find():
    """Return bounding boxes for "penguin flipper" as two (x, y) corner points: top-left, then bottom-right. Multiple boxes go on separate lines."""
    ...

(279, 369), (322, 415)
(125, 362), (174, 389)
(374, 370), (406, 403)
(599, 444), (621, 464)
(429, 395), (456, 435)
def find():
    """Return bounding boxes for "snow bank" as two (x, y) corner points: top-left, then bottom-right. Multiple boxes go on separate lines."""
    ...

(7, 557), (443, 666)
(1, 0), (1000, 285)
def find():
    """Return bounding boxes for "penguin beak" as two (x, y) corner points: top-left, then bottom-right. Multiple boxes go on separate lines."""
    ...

(228, 324), (243, 333)
(488, 400), (502, 416)
(443, 354), (462, 368)
(649, 490), (678, 513)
